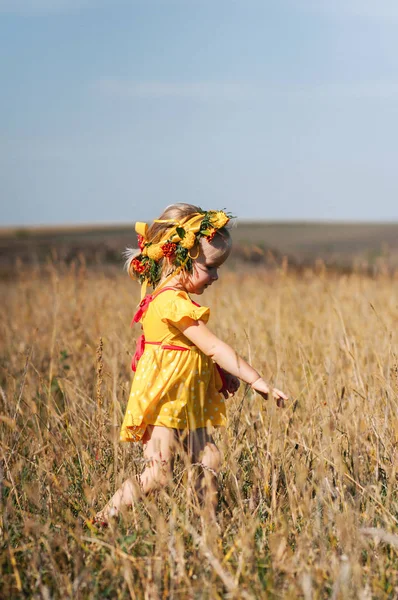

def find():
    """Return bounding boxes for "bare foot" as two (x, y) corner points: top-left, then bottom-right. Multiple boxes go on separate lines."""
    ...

(91, 504), (119, 527)
(91, 478), (138, 526)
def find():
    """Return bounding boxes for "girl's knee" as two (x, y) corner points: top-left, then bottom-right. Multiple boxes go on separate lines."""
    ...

(140, 459), (172, 495)
(200, 444), (222, 474)
(120, 478), (139, 501)
(192, 445), (221, 511)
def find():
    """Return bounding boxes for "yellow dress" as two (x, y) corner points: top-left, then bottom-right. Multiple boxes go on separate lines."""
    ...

(120, 289), (227, 442)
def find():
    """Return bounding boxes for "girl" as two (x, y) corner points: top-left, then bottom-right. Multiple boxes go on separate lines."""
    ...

(95, 203), (287, 523)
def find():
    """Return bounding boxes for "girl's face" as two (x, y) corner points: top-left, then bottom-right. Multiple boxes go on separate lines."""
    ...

(183, 237), (231, 295)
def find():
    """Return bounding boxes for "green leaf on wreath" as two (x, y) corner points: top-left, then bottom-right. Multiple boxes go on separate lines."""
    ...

(176, 227), (186, 239)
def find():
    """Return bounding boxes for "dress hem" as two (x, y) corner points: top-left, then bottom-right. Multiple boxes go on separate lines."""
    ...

(120, 418), (227, 443)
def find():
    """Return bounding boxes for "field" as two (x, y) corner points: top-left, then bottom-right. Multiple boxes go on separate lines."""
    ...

(1, 260), (398, 598)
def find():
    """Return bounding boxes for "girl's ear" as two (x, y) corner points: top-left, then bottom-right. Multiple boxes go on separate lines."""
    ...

(189, 243), (201, 261)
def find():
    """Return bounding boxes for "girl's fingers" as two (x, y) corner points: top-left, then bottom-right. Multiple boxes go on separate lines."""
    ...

(272, 388), (288, 400)
(273, 389), (287, 408)
(254, 390), (286, 406)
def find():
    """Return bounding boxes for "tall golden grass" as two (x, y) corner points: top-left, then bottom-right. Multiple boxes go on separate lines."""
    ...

(1, 263), (398, 599)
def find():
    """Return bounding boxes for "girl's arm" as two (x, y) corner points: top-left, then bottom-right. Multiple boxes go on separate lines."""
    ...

(177, 318), (287, 403)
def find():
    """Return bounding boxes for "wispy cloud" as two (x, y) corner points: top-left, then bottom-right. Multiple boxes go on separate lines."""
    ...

(95, 77), (398, 102)
(294, 82), (398, 100)
(95, 78), (252, 101)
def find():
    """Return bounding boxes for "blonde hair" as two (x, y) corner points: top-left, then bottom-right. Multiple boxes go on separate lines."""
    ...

(125, 203), (231, 285)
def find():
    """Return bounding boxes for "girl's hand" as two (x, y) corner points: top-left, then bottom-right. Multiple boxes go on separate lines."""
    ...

(251, 378), (288, 408)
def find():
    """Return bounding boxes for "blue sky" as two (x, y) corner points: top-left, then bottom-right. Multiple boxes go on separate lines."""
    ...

(1, 0), (398, 226)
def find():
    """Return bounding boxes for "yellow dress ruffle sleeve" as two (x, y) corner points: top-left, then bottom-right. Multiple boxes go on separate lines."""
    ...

(120, 289), (226, 442)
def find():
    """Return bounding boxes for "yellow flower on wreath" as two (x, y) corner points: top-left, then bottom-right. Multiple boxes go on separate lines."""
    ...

(209, 211), (229, 229)
(180, 230), (196, 249)
(146, 244), (164, 260)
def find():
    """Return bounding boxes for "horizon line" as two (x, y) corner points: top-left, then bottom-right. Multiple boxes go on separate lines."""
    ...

(1, 218), (398, 235)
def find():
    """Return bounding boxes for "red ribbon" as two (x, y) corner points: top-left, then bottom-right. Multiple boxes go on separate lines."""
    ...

(131, 286), (179, 325)
(131, 295), (153, 325)
(130, 287), (199, 372)
(131, 338), (189, 372)
(131, 334), (146, 372)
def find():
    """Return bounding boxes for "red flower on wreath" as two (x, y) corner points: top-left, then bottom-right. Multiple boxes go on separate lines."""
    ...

(206, 227), (217, 242)
(161, 242), (177, 257)
(131, 258), (147, 274)
(137, 234), (145, 251)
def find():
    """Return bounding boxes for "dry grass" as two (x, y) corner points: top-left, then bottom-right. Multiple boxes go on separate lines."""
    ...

(1, 263), (398, 599)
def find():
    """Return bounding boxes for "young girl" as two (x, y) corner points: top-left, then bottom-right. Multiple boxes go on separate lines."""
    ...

(95, 203), (287, 523)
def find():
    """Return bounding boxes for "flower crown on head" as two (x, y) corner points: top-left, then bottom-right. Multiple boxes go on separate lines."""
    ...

(129, 209), (231, 289)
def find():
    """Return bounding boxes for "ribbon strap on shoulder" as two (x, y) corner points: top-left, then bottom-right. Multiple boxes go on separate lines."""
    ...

(131, 294), (153, 324)
(132, 285), (180, 324)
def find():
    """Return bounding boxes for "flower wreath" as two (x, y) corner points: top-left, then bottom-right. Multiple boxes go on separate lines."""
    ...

(129, 209), (231, 288)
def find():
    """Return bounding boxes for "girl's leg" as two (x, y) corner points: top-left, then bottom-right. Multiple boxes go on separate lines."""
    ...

(185, 428), (222, 515)
(140, 424), (178, 494)
(95, 425), (178, 522)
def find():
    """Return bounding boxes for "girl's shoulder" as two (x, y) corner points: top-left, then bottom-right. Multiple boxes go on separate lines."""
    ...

(152, 287), (190, 306)
(153, 288), (210, 325)
(157, 287), (189, 298)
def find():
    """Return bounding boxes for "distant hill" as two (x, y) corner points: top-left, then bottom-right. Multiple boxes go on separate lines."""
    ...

(231, 221), (398, 268)
(0, 221), (397, 274)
